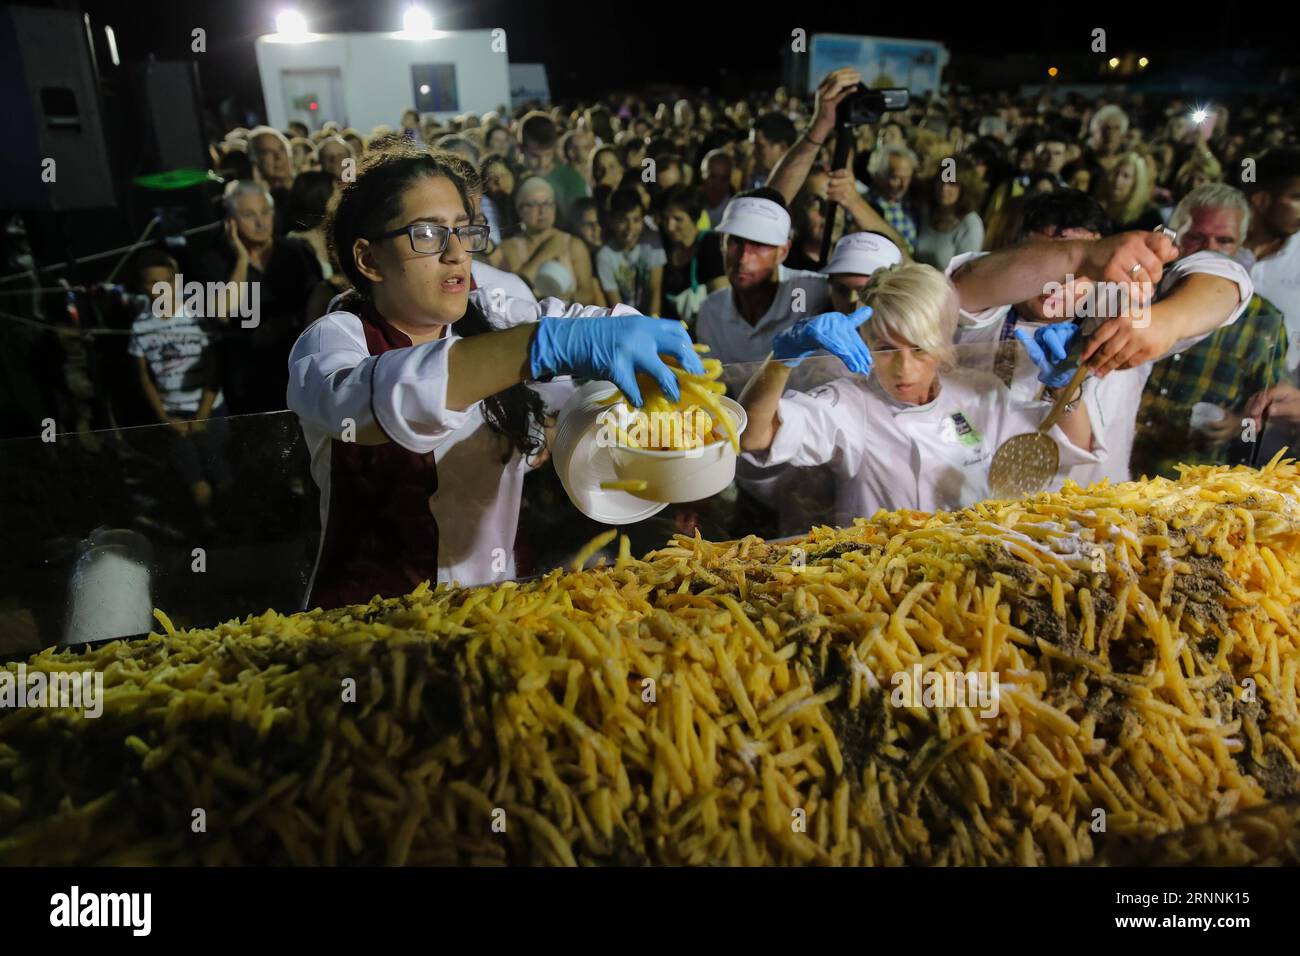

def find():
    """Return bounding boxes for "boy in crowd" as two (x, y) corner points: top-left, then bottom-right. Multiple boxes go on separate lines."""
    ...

(128, 249), (231, 531)
(596, 187), (665, 316)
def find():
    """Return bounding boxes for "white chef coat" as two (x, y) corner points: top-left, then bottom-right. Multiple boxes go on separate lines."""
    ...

(742, 369), (1108, 524)
(288, 291), (632, 598)
(695, 265), (830, 366)
(946, 250), (1253, 486)
(1235, 232), (1300, 371)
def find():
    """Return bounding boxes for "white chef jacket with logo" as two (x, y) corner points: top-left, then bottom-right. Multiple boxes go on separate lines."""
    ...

(288, 291), (633, 595)
(946, 250), (1253, 486)
(742, 369), (1107, 524)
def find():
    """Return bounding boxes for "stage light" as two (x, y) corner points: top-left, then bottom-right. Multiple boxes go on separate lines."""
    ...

(105, 25), (119, 67)
(402, 5), (434, 36)
(275, 9), (309, 41)
(1138, 56), (1149, 68)
(1192, 108), (1208, 124)
(1048, 67), (1058, 77)
(1108, 57), (1119, 68)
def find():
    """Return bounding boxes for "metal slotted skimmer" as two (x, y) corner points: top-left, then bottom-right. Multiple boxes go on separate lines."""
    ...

(988, 362), (1090, 499)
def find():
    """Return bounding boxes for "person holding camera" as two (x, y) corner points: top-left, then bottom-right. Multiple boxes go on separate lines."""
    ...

(767, 68), (913, 260)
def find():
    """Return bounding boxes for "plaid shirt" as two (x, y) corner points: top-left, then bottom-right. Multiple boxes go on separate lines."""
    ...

(869, 192), (918, 252)
(1132, 294), (1289, 477)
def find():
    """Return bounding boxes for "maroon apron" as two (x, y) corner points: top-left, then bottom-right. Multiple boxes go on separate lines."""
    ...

(307, 301), (442, 608)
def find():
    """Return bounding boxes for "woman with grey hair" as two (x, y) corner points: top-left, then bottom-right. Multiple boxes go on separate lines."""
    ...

(499, 176), (603, 305)
(195, 179), (323, 413)
(1085, 105), (1129, 172)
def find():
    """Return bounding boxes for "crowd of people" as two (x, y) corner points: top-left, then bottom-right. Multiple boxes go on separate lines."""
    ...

(79, 72), (1300, 575)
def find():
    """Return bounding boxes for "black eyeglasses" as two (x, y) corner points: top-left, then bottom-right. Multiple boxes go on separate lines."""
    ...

(366, 221), (490, 255)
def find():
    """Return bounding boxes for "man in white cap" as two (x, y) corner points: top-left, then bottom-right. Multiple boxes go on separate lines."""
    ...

(824, 231), (904, 314)
(694, 188), (830, 366)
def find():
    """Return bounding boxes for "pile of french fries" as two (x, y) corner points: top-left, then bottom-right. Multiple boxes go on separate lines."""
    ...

(599, 342), (738, 452)
(3, 456), (1300, 865)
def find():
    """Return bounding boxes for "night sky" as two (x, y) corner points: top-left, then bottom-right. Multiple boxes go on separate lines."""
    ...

(58, 0), (1282, 115)
(63, 0), (1279, 107)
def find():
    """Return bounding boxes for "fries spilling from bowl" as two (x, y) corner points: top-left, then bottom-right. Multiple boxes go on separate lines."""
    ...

(599, 342), (739, 453)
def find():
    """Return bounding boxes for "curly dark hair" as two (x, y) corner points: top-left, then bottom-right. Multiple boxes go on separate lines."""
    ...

(325, 140), (545, 462)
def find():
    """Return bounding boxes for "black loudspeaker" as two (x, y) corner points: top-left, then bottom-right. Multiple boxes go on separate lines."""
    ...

(133, 59), (209, 174)
(0, 5), (118, 211)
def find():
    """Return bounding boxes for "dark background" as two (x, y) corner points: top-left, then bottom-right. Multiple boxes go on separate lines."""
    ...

(52, 0), (1294, 112)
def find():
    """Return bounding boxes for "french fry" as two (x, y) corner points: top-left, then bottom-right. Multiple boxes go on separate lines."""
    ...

(4, 458), (1300, 866)
(600, 479), (649, 493)
(606, 346), (733, 451)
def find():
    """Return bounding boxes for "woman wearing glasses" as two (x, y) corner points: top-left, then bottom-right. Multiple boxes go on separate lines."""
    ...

(499, 176), (605, 305)
(287, 143), (701, 608)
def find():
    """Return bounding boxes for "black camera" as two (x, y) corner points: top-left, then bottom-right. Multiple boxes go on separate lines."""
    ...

(838, 86), (910, 127)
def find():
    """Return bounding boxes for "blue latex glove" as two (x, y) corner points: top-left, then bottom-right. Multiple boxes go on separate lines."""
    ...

(1017, 321), (1081, 389)
(530, 314), (706, 407)
(771, 306), (874, 375)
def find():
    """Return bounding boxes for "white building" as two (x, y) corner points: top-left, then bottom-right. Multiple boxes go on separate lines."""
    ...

(254, 27), (512, 133)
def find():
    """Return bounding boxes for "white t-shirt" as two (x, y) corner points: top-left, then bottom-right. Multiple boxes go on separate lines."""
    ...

(595, 242), (666, 312)
(743, 369), (1106, 523)
(288, 291), (633, 599)
(695, 266), (831, 366)
(472, 260), (537, 306)
(946, 250), (1253, 486)
(127, 310), (223, 415)
(1236, 232), (1300, 371)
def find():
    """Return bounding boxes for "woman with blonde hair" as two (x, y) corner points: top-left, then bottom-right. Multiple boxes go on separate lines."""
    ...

(737, 262), (1104, 520)
(1099, 151), (1164, 231)
(1156, 150), (1224, 222)
(1173, 151), (1223, 200)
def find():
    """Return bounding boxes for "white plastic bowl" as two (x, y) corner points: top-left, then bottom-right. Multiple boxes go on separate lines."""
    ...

(552, 382), (668, 524)
(606, 397), (747, 503)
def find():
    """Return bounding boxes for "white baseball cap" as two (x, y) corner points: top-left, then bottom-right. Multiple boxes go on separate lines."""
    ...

(716, 196), (791, 247)
(825, 232), (903, 277)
